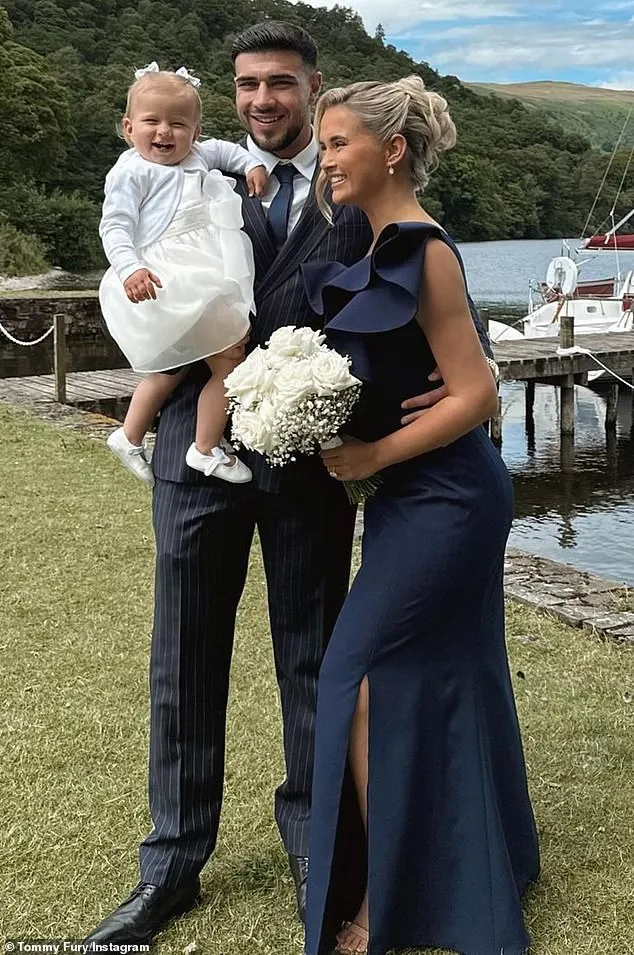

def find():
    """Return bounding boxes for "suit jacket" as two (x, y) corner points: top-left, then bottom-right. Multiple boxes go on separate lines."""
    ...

(152, 170), (493, 491)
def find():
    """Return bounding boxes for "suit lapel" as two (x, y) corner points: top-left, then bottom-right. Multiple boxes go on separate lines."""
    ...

(257, 177), (343, 301)
(233, 175), (277, 287)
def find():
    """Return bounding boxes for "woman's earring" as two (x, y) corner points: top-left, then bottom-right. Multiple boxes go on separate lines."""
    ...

(387, 164), (394, 176)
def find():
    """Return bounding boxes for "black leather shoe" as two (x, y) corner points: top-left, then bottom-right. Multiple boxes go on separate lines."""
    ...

(288, 854), (308, 923)
(84, 879), (201, 945)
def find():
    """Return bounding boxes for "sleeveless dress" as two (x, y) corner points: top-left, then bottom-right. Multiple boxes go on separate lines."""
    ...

(301, 222), (540, 955)
(99, 169), (254, 373)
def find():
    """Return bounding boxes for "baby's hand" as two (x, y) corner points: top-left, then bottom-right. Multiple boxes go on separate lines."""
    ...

(123, 269), (163, 303)
(247, 164), (268, 198)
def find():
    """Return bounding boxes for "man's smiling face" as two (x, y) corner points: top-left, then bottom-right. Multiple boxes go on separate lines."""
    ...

(234, 50), (322, 159)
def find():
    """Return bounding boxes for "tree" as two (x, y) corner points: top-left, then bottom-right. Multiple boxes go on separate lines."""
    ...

(0, 0), (611, 271)
(0, 7), (73, 183)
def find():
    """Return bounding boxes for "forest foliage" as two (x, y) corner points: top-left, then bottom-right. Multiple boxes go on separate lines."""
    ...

(1, 0), (633, 274)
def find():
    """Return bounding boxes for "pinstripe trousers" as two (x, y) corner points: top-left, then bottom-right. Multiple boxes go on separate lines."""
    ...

(138, 474), (355, 888)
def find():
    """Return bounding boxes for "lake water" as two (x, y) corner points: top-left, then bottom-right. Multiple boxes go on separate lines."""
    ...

(5, 238), (634, 584)
(460, 238), (634, 585)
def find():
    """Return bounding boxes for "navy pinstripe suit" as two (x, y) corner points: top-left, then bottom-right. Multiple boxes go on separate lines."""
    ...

(139, 170), (373, 887)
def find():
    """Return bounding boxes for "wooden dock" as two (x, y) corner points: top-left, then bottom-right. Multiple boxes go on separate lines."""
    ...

(493, 331), (634, 382)
(1, 322), (634, 431)
(0, 367), (143, 417)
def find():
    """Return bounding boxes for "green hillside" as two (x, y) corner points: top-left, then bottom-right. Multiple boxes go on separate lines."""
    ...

(1, 2), (633, 274)
(469, 81), (634, 151)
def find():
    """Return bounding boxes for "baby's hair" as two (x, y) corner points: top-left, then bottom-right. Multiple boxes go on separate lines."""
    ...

(315, 75), (456, 218)
(120, 70), (203, 145)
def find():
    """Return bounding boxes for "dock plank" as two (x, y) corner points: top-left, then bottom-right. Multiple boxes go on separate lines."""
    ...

(0, 368), (143, 413)
(493, 332), (634, 381)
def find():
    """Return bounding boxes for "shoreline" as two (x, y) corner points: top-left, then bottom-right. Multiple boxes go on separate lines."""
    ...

(504, 548), (634, 644)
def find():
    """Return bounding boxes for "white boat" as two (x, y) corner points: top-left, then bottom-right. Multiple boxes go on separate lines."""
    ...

(484, 119), (634, 369)
(523, 225), (634, 340)
(522, 112), (634, 341)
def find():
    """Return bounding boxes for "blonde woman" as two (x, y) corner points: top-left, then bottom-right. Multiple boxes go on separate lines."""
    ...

(301, 77), (539, 955)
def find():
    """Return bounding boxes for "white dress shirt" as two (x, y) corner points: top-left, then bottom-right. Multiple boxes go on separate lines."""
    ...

(246, 135), (319, 237)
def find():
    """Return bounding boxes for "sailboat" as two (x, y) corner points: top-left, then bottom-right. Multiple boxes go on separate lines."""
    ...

(488, 120), (634, 346)
(522, 208), (634, 339)
(523, 121), (634, 340)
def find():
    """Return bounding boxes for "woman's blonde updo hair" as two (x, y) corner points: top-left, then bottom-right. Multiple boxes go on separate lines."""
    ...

(315, 75), (456, 214)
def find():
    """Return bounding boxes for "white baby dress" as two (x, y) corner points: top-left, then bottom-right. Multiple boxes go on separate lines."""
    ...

(99, 169), (254, 373)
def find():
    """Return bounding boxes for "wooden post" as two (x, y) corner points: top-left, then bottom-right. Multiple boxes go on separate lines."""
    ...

(560, 433), (575, 473)
(480, 307), (489, 334)
(606, 426), (617, 471)
(53, 312), (67, 404)
(605, 383), (619, 431)
(490, 396), (502, 448)
(559, 312), (575, 438)
(559, 312), (574, 349)
(525, 380), (535, 421)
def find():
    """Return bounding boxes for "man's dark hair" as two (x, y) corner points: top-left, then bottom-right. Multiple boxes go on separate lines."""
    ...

(231, 20), (318, 68)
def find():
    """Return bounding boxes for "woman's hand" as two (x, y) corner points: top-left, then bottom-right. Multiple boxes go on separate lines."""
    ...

(321, 438), (381, 481)
(123, 268), (163, 303)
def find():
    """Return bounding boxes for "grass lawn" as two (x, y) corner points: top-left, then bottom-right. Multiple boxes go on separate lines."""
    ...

(1, 403), (633, 954)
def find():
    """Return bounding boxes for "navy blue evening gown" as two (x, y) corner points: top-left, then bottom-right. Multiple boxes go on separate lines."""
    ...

(301, 222), (539, 955)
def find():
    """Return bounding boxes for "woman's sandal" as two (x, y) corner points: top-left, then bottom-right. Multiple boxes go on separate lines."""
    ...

(334, 919), (369, 954)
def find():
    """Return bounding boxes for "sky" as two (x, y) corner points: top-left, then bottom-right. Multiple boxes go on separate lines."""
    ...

(304, 0), (634, 89)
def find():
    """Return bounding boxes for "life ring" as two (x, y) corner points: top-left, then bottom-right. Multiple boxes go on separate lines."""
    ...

(546, 256), (578, 296)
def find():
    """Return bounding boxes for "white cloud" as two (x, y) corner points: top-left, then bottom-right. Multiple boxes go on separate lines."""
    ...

(599, 71), (634, 90)
(299, 0), (632, 41)
(299, 0), (518, 33)
(297, 0), (634, 84)
(420, 21), (633, 73)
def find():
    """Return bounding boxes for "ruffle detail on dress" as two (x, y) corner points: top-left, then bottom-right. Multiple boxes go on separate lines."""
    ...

(203, 169), (243, 229)
(302, 221), (446, 381)
(302, 221), (446, 335)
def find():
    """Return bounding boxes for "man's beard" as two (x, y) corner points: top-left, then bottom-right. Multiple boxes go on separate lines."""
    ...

(247, 118), (306, 154)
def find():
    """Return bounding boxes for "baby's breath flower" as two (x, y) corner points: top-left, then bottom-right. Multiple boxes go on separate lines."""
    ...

(228, 327), (381, 501)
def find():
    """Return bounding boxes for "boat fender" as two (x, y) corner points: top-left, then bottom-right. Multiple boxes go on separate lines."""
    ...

(546, 256), (578, 296)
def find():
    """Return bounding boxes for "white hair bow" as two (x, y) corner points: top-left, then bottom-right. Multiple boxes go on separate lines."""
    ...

(175, 66), (201, 88)
(133, 61), (201, 88)
(134, 61), (160, 80)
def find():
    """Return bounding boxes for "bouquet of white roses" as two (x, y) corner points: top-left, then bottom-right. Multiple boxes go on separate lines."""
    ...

(224, 326), (381, 503)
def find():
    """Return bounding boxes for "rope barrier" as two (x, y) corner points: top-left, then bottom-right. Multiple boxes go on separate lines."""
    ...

(0, 319), (54, 347)
(555, 344), (634, 391)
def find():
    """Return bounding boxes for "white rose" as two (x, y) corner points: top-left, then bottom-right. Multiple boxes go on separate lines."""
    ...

(232, 407), (275, 453)
(310, 349), (360, 394)
(225, 348), (274, 409)
(267, 325), (325, 360)
(272, 358), (316, 407)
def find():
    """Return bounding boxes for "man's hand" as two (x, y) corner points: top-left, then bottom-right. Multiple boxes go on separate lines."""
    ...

(247, 164), (268, 197)
(400, 368), (447, 424)
(123, 268), (163, 303)
(401, 358), (499, 424)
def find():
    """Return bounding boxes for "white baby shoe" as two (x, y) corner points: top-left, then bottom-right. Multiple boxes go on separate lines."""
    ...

(107, 427), (154, 486)
(185, 443), (252, 484)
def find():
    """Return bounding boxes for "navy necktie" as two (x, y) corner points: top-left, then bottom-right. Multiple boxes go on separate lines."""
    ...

(268, 163), (297, 249)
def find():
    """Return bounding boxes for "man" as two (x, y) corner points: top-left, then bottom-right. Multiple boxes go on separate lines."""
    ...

(85, 21), (494, 945)
(85, 21), (370, 945)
